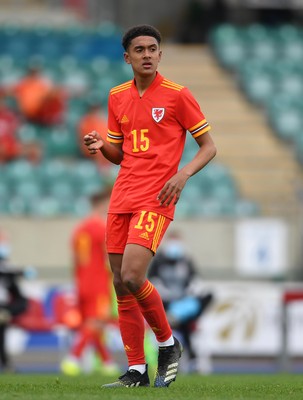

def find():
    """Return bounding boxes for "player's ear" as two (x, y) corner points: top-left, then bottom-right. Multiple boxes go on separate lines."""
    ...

(158, 50), (162, 62)
(124, 52), (131, 64)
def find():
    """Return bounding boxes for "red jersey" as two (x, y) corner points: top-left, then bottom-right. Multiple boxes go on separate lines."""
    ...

(71, 215), (111, 300)
(107, 72), (211, 220)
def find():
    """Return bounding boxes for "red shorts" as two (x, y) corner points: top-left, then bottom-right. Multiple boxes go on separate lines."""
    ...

(106, 211), (171, 254)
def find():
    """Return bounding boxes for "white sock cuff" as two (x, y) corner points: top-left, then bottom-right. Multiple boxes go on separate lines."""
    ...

(158, 335), (174, 347)
(129, 364), (146, 374)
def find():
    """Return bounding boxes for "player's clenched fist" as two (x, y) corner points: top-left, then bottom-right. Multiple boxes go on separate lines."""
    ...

(83, 131), (104, 154)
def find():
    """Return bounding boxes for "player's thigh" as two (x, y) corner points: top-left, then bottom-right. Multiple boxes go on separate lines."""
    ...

(121, 243), (154, 284)
(121, 210), (172, 284)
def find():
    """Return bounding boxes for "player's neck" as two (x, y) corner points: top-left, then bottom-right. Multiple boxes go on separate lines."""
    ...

(134, 72), (157, 97)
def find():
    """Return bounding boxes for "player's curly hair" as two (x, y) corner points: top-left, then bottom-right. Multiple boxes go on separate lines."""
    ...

(122, 24), (162, 51)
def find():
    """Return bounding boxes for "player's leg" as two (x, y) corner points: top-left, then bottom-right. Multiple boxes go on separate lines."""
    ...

(102, 252), (148, 387)
(104, 212), (182, 388)
(104, 214), (148, 387)
(121, 244), (172, 340)
(121, 244), (182, 387)
(121, 211), (182, 387)
(87, 321), (119, 375)
(61, 298), (93, 376)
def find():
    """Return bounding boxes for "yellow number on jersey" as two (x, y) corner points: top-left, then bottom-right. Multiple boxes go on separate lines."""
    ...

(131, 129), (149, 153)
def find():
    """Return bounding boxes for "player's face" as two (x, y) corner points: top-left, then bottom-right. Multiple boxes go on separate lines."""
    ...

(124, 36), (162, 77)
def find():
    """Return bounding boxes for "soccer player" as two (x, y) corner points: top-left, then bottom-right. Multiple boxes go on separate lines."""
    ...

(84, 24), (216, 388)
(61, 189), (118, 376)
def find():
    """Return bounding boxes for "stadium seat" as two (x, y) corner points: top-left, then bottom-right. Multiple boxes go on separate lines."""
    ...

(269, 109), (302, 142)
(5, 160), (38, 185)
(72, 160), (102, 183)
(38, 159), (71, 184)
(0, 180), (10, 199)
(241, 72), (274, 104)
(278, 73), (303, 97)
(70, 197), (91, 216)
(13, 180), (43, 201)
(60, 69), (91, 92)
(17, 124), (41, 143)
(213, 40), (246, 69)
(44, 127), (79, 158)
(65, 97), (88, 125)
(6, 196), (28, 216)
(4, 35), (31, 59)
(0, 65), (23, 86)
(28, 196), (62, 217)
(0, 180), (10, 214)
(249, 39), (277, 62)
(281, 40), (303, 63)
(46, 180), (75, 200)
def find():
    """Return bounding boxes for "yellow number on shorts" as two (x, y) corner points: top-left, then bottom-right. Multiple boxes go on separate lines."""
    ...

(134, 211), (157, 232)
(146, 212), (157, 232)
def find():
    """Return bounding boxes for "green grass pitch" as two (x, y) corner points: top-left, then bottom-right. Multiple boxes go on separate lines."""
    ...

(0, 373), (303, 400)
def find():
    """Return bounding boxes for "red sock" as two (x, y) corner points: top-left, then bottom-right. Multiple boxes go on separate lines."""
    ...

(71, 326), (92, 358)
(134, 280), (172, 342)
(92, 330), (112, 363)
(117, 294), (145, 366)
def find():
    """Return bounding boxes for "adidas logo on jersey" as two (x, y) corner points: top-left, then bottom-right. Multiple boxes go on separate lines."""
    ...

(121, 114), (129, 123)
(139, 232), (149, 240)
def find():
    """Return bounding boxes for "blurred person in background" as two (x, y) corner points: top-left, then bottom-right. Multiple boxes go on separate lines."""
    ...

(84, 24), (216, 388)
(60, 188), (119, 376)
(0, 93), (21, 163)
(5, 62), (67, 126)
(148, 230), (213, 373)
(0, 93), (43, 165)
(77, 99), (112, 172)
(0, 229), (28, 373)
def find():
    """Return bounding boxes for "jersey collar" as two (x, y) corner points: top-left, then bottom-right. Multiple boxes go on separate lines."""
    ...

(131, 72), (164, 99)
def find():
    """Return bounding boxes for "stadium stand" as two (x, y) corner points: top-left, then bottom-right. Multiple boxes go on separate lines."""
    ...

(210, 23), (303, 166)
(206, 23), (303, 216)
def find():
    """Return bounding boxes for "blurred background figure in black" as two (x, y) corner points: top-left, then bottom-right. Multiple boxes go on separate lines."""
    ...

(148, 230), (213, 373)
(0, 229), (28, 373)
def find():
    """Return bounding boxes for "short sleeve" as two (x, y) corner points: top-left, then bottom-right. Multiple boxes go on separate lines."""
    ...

(176, 88), (211, 139)
(107, 93), (123, 144)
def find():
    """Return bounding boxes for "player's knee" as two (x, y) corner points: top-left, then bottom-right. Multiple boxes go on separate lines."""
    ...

(121, 270), (143, 293)
(112, 274), (126, 294)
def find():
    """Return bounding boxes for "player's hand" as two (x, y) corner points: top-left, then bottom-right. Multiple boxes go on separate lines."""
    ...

(83, 130), (104, 154)
(157, 170), (190, 207)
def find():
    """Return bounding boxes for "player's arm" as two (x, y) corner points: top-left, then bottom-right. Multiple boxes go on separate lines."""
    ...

(83, 130), (123, 165)
(158, 131), (216, 207)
